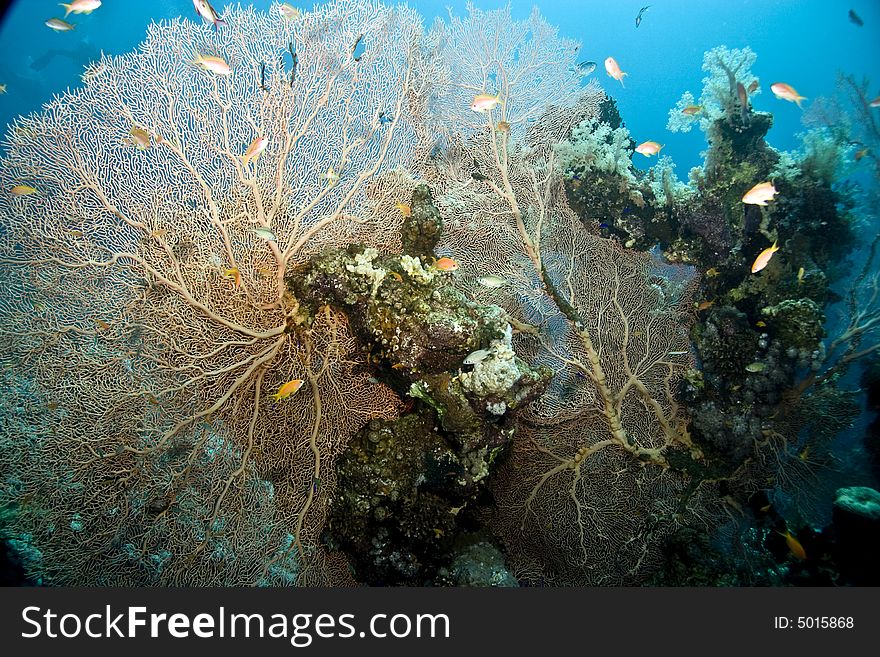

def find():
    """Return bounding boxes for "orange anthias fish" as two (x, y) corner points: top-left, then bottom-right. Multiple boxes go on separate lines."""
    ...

(742, 181), (778, 206)
(604, 56), (627, 87)
(770, 82), (807, 108)
(60, 0), (101, 17)
(681, 105), (703, 116)
(779, 529), (807, 560)
(751, 240), (780, 274)
(737, 82), (748, 108)
(129, 126), (151, 150)
(223, 267), (241, 289)
(634, 141), (663, 157)
(192, 54), (231, 76)
(241, 136), (268, 166)
(273, 378), (304, 402)
(60, 0), (101, 18)
(854, 147), (870, 161)
(395, 201), (412, 218)
(747, 79), (760, 94)
(434, 257), (459, 272)
(470, 94), (501, 113)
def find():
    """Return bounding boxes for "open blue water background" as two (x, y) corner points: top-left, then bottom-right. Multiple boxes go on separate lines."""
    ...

(1, 0), (879, 173)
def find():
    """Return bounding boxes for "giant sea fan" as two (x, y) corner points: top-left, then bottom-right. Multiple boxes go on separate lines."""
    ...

(0, 0), (720, 586)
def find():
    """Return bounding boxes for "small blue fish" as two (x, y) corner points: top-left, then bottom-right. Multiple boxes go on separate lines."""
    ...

(599, 222), (609, 229)
(377, 112), (392, 125)
(569, 60), (597, 76)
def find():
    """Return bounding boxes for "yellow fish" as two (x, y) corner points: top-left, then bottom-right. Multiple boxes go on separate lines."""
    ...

(496, 120), (511, 133)
(395, 201), (412, 218)
(751, 240), (779, 274)
(94, 318), (110, 330)
(10, 185), (38, 196)
(705, 267), (720, 278)
(223, 267), (241, 289)
(779, 529), (807, 560)
(681, 105), (703, 116)
(797, 266), (805, 285)
(273, 378), (304, 401)
(756, 320), (767, 328)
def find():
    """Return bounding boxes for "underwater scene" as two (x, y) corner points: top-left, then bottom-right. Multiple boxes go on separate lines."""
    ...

(0, 0), (878, 587)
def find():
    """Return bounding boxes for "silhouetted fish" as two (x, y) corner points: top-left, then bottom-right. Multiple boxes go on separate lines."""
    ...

(848, 9), (863, 26)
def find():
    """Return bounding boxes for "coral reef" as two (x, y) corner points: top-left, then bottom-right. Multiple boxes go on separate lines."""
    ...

(0, 2), (876, 589)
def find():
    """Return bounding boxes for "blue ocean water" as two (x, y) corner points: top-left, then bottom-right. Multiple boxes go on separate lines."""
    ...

(2, 1), (879, 172)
